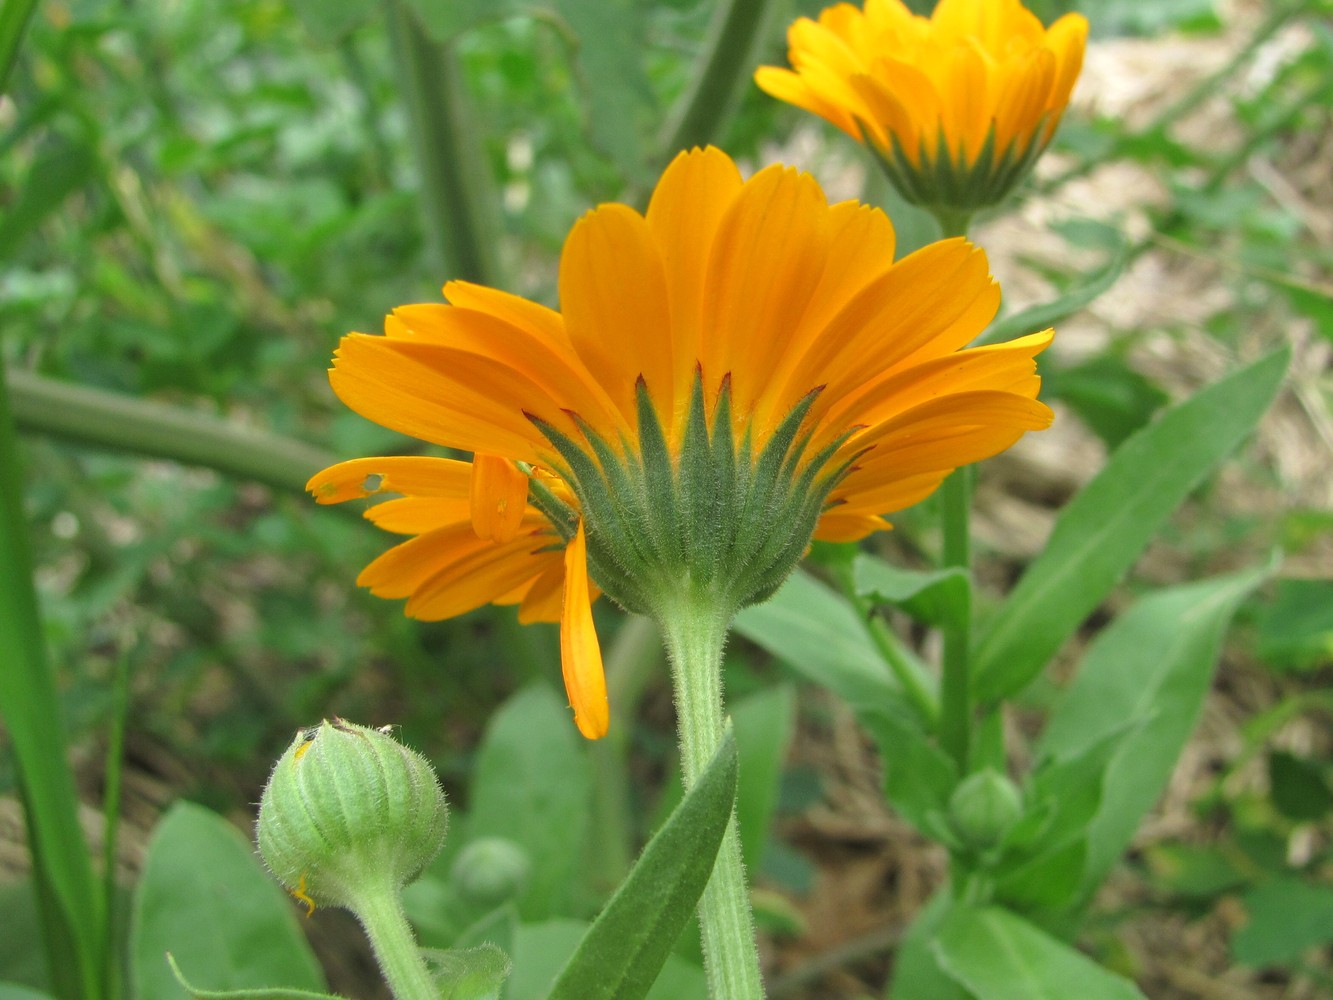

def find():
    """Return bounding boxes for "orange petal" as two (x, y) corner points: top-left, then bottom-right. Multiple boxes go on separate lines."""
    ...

(560, 522), (609, 739)
(560, 204), (674, 438)
(306, 455), (473, 504)
(470, 454), (530, 543)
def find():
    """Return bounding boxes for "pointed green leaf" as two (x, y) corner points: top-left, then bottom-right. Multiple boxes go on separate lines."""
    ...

(166, 957), (336, 1000)
(853, 555), (969, 628)
(736, 569), (904, 717)
(465, 685), (593, 920)
(934, 907), (1148, 1000)
(976, 242), (1128, 347)
(546, 736), (738, 1000)
(888, 892), (975, 1000)
(973, 348), (1288, 703)
(131, 804), (325, 1000)
(1037, 566), (1269, 903)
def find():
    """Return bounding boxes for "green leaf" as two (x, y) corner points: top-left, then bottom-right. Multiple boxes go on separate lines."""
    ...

(888, 892), (975, 1000)
(862, 708), (958, 837)
(130, 803), (325, 1000)
(166, 957), (337, 1000)
(464, 685), (593, 921)
(973, 348), (1288, 703)
(1268, 750), (1333, 823)
(732, 685), (796, 872)
(934, 907), (1148, 1000)
(0, 0), (38, 95)
(1233, 878), (1333, 966)
(0, 141), (97, 258)
(976, 242), (1128, 347)
(1042, 355), (1169, 449)
(853, 555), (969, 628)
(1036, 566), (1269, 903)
(735, 569), (903, 717)
(1254, 578), (1333, 671)
(504, 921), (705, 1000)
(546, 736), (737, 1000)
(423, 944), (512, 1000)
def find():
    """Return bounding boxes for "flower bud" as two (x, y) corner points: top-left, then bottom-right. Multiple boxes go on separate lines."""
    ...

(257, 719), (448, 913)
(450, 837), (531, 909)
(947, 768), (1023, 851)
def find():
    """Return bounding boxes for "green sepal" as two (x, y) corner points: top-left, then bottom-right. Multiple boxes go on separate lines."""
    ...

(422, 943), (512, 1000)
(546, 734), (739, 1000)
(634, 377), (686, 565)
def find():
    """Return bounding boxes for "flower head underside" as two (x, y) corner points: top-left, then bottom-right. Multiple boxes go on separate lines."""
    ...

(309, 147), (1053, 738)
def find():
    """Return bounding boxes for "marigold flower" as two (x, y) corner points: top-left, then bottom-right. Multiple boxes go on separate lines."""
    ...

(308, 147), (1053, 739)
(755, 0), (1088, 213)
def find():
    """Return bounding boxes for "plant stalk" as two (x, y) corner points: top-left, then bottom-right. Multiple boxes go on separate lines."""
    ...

(355, 885), (438, 1000)
(7, 369), (341, 499)
(387, 0), (501, 285)
(938, 467), (973, 775)
(657, 595), (763, 1000)
(659, 0), (777, 162)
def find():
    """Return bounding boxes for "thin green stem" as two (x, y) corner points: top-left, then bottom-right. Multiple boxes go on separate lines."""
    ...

(659, 0), (777, 163)
(938, 468), (973, 775)
(0, 352), (105, 1000)
(354, 885), (437, 1000)
(657, 595), (763, 1000)
(387, 0), (501, 285)
(931, 210), (976, 777)
(826, 558), (938, 727)
(7, 369), (342, 500)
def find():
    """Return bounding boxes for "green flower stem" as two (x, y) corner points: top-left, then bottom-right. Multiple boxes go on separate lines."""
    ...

(938, 467), (973, 775)
(659, 0), (777, 162)
(931, 210), (975, 777)
(827, 557), (938, 727)
(0, 352), (105, 1000)
(7, 369), (343, 501)
(657, 596), (763, 1000)
(387, 0), (501, 286)
(354, 885), (437, 1000)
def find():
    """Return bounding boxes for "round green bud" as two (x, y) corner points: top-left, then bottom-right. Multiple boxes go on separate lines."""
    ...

(450, 837), (531, 909)
(947, 768), (1023, 851)
(256, 719), (448, 913)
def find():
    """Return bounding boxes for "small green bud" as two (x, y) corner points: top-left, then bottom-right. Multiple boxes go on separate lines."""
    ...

(450, 837), (531, 909)
(257, 719), (448, 914)
(948, 768), (1023, 850)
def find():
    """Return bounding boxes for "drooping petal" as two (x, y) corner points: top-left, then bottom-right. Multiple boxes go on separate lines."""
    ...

(560, 522), (609, 739)
(470, 454), (530, 543)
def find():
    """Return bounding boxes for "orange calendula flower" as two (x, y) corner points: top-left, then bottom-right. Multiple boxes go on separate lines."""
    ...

(755, 0), (1088, 213)
(309, 147), (1053, 739)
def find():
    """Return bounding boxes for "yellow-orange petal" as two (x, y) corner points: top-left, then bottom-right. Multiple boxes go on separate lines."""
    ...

(560, 522), (609, 739)
(365, 496), (474, 535)
(470, 454), (530, 543)
(405, 530), (559, 620)
(703, 163), (832, 420)
(646, 147), (745, 416)
(306, 455), (473, 504)
(560, 203), (674, 438)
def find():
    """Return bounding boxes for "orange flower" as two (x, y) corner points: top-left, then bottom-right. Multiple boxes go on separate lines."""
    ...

(309, 147), (1053, 737)
(756, 0), (1087, 212)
